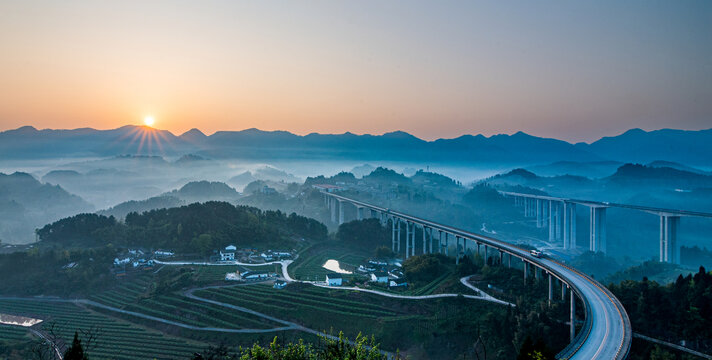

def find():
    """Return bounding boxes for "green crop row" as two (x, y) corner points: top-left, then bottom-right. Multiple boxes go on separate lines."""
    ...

(223, 286), (396, 317)
(233, 284), (396, 314)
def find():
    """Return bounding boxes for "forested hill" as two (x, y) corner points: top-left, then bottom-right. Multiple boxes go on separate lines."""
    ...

(0, 172), (93, 243)
(609, 267), (712, 355)
(37, 201), (327, 253)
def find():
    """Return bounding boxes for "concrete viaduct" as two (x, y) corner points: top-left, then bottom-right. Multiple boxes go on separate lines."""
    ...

(323, 192), (632, 360)
(499, 191), (712, 264)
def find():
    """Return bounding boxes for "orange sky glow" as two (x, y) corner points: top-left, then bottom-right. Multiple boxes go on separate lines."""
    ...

(0, 1), (710, 142)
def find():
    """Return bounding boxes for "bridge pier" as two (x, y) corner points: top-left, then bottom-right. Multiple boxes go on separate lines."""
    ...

(455, 236), (460, 264)
(405, 222), (412, 259)
(499, 250), (503, 266)
(330, 198), (337, 223)
(397, 218), (401, 253)
(439, 230), (443, 254)
(338, 200), (345, 225)
(561, 281), (566, 301)
(356, 206), (364, 220)
(429, 228), (434, 253)
(555, 202), (562, 241)
(508, 253), (512, 268)
(483, 245), (488, 264)
(659, 214), (680, 264)
(548, 201), (555, 242)
(563, 202), (569, 248)
(570, 203), (577, 249)
(570, 288), (576, 342)
(536, 199), (543, 228)
(561, 202), (578, 250)
(422, 226), (427, 255)
(589, 206), (607, 253)
(411, 223), (416, 257)
(445, 233), (450, 256)
(391, 217), (397, 252)
(523, 261), (528, 281)
(548, 273), (553, 305)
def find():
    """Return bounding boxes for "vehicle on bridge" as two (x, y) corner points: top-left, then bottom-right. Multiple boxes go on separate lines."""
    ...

(529, 249), (542, 258)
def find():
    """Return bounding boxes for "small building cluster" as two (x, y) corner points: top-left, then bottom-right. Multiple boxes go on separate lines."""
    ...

(325, 258), (407, 288)
(224, 266), (278, 282)
(259, 250), (293, 262)
(311, 184), (344, 193)
(113, 249), (156, 277)
(211, 246), (294, 263)
(154, 249), (175, 258)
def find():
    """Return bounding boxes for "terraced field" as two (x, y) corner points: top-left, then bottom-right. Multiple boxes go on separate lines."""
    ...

(121, 293), (280, 329)
(89, 273), (280, 330)
(193, 264), (277, 283)
(193, 283), (433, 338)
(0, 323), (30, 344)
(0, 299), (204, 360)
(201, 284), (400, 318)
(90, 273), (152, 307)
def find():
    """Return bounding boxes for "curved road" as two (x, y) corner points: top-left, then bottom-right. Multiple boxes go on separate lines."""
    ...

(326, 193), (632, 360)
(157, 259), (513, 305)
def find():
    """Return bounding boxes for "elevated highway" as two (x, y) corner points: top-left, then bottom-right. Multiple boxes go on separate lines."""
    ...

(499, 190), (712, 262)
(323, 192), (632, 360)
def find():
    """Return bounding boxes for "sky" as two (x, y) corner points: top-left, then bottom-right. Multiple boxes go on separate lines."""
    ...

(0, 1), (710, 143)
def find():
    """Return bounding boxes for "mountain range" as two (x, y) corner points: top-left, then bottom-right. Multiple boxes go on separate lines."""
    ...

(1, 125), (711, 167)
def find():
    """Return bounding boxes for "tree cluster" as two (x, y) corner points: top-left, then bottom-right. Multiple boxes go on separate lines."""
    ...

(192, 333), (388, 360)
(609, 267), (712, 353)
(37, 202), (327, 254)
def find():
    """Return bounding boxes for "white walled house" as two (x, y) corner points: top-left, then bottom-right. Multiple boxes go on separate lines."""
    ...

(326, 273), (343, 286)
(220, 250), (235, 261)
(370, 272), (389, 284)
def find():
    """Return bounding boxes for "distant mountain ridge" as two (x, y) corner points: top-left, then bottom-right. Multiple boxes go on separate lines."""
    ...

(2, 125), (711, 166)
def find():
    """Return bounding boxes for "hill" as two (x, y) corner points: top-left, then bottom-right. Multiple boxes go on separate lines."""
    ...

(97, 195), (184, 219)
(604, 163), (712, 190)
(0, 172), (93, 243)
(38, 201), (327, 252)
(164, 181), (241, 203)
(525, 161), (622, 178)
(579, 128), (712, 166)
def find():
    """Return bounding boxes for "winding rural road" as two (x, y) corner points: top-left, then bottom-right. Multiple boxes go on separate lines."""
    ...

(156, 257), (512, 305)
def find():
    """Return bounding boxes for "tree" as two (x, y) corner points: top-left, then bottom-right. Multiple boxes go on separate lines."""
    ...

(517, 336), (553, 360)
(374, 246), (394, 259)
(403, 254), (447, 283)
(63, 332), (88, 360)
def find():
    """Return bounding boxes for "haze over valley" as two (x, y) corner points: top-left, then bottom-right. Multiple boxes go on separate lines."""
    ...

(1, 1), (711, 359)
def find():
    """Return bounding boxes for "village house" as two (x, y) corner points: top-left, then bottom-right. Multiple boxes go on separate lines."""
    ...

(370, 271), (389, 284)
(389, 278), (408, 288)
(242, 270), (275, 280)
(154, 250), (175, 258)
(326, 273), (343, 286)
(220, 246), (236, 261)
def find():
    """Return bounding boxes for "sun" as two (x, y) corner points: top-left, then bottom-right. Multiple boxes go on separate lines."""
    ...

(143, 116), (155, 127)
